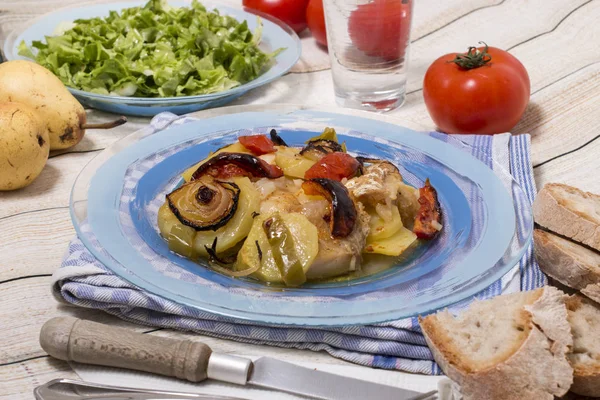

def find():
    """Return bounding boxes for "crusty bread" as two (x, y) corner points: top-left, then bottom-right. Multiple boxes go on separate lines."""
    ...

(533, 184), (600, 252)
(419, 287), (573, 400)
(561, 392), (598, 399)
(534, 229), (600, 304)
(565, 294), (600, 398)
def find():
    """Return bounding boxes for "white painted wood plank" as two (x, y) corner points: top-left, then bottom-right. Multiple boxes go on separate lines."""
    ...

(534, 137), (600, 195)
(1, 0), (600, 395)
(0, 151), (99, 219)
(0, 208), (73, 282)
(407, 0), (593, 92)
(509, 1), (600, 101)
(515, 62), (600, 166)
(0, 277), (153, 364)
(0, 276), (353, 375)
(0, 357), (78, 400)
(412, 0), (503, 40)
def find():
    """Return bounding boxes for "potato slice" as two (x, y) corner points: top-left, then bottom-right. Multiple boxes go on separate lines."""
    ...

(238, 212), (319, 284)
(157, 202), (197, 258)
(158, 202), (181, 238)
(364, 226), (417, 256)
(367, 206), (403, 241)
(283, 213), (320, 270)
(182, 142), (251, 182)
(274, 146), (315, 179)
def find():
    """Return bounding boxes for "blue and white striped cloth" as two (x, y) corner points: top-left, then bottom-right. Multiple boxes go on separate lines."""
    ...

(52, 112), (544, 375)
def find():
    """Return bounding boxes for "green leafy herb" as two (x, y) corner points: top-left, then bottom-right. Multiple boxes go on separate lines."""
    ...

(18, 0), (283, 97)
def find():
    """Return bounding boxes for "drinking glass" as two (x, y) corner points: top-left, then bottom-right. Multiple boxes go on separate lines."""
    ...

(323, 0), (414, 112)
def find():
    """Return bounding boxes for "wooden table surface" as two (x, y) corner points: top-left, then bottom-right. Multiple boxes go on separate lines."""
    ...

(2, 0), (600, 397)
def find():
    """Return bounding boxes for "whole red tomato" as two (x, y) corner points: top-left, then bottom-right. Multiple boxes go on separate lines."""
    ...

(348, 0), (412, 61)
(306, 0), (327, 47)
(423, 44), (530, 135)
(243, 0), (310, 34)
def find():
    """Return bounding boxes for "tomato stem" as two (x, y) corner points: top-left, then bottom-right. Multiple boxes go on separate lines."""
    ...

(448, 41), (492, 70)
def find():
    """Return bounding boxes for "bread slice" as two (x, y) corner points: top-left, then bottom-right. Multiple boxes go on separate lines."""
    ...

(533, 183), (600, 252)
(560, 392), (598, 399)
(566, 294), (600, 397)
(534, 229), (600, 304)
(419, 287), (573, 400)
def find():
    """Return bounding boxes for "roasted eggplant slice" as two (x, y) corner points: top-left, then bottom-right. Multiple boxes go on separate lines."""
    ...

(269, 129), (288, 146)
(191, 152), (284, 181)
(302, 178), (357, 238)
(413, 179), (443, 239)
(355, 156), (400, 175)
(167, 176), (240, 231)
(299, 139), (344, 161)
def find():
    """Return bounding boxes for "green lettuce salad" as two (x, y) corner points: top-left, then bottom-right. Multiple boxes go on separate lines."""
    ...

(18, 0), (282, 97)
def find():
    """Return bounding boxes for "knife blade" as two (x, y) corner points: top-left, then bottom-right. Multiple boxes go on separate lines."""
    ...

(40, 317), (435, 400)
(34, 378), (248, 400)
(248, 357), (435, 400)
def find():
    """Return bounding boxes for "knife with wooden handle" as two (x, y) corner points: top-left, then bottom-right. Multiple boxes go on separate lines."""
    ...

(40, 317), (436, 400)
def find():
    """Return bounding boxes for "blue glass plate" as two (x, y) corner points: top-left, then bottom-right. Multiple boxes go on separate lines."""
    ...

(70, 106), (533, 326)
(3, 2), (301, 117)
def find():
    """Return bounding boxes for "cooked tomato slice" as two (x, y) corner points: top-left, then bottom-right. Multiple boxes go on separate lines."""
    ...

(239, 135), (276, 155)
(413, 179), (442, 239)
(304, 152), (360, 181)
(208, 164), (253, 180)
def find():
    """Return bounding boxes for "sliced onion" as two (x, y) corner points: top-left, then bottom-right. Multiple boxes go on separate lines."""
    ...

(355, 157), (400, 175)
(255, 178), (278, 199)
(208, 262), (262, 277)
(167, 176), (240, 231)
(204, 237), (262, 277)
(259, 153), (277, 165)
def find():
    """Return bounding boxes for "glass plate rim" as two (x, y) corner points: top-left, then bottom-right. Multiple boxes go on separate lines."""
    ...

(70, 104), (533, 326)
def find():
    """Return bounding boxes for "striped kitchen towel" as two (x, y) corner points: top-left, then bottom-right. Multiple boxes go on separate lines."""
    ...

(51, 112), (544, 375)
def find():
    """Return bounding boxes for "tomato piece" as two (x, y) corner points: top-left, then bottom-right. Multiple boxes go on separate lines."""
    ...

(194, 153), (283, 180)
(243, 0), (310, 34)
(306, 0), (327, 47)
(423, 44), (530, 135)
(238, 135), (276, 156)
(304, 152), (360, 181)
(413, 179), (442, 240)
(206, 164), (252, 180)
(348, 0), (412, 61)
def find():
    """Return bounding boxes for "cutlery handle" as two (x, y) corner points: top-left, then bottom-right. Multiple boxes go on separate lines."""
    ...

(40, 317), (215, 382)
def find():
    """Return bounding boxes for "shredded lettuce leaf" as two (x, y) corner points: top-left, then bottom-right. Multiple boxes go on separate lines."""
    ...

(18, 0), (283, 98)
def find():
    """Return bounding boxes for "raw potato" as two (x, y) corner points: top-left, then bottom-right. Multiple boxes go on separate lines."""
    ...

(0, 102), (49, 190)
(0, 60), (86, 150)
